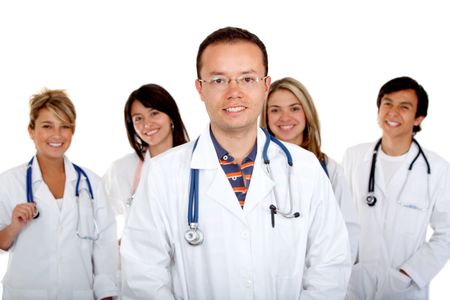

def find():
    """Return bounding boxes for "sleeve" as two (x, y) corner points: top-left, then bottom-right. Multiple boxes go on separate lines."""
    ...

(301, 163), (352, 299)
(102, 163), (125, 216)
(120, 163), (175, 300)
(329, 160), (360, 263)
(400, 163), (450, 288)
(92, 178), (120, 299)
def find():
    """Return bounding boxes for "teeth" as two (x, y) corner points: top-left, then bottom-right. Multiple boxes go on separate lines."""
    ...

(49, 143), (62, 148)
(145, 129), (158, 136)
(225, 106), (244, 113)
(280, 125), (294, 130)
(387, 121), (400, 127)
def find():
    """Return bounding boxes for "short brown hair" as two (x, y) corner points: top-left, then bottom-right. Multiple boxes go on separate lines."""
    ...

(28, 88), (76, 132)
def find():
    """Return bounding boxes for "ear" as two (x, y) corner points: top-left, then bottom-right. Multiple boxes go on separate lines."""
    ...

(195, 79), (204, 102)
(264, 76), (271, 92)
(414, 115), (425, 126)
(28, 126), (34, 140)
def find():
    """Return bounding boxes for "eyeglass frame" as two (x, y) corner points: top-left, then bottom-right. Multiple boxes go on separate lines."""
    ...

(197, 75), (268, 90)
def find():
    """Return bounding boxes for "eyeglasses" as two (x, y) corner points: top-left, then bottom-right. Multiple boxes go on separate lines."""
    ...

(198, 75), (268, 90)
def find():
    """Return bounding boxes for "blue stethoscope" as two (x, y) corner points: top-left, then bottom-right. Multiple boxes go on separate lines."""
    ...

(27, 157), (99, 240)
(184, 129), (300, 246)
(366, 138), (431, 207)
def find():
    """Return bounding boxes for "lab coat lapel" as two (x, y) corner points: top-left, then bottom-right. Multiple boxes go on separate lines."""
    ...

(242, 129), (275, 215)
(60, 157), (78, 222)
(385, 142), (422, 198)
(191, 127), (247, 224)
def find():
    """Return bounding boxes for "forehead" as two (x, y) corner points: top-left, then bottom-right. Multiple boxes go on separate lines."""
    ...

(36, 108), (59, 121)
(382, 89), (418, 104)
(199, 41), (265, 76)
(268, 89), (299, 105)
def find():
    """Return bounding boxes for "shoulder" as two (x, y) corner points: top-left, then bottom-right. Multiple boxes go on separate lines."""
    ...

(0, 163), (27, 184)
(68, 159), (102, 184)
(344, 142), (373, 156)
(420, 145), (450, 173)
(106, 152), (139, 172)
(151, 142), (194, 168)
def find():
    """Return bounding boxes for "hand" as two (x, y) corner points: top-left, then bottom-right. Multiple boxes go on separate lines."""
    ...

(399, 268), (410, 278)
(0, 203), (37, 250)
(11, 203), (37, 231)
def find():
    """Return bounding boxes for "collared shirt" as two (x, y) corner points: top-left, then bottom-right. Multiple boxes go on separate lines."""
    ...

(210, 130), (257, 208)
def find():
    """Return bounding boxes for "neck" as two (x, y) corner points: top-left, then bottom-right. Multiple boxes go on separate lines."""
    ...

(381, 134), (413, 156)
(211, 124), (258, 165)
(149, 139), (173, 157)
(36, 154), (65, 175)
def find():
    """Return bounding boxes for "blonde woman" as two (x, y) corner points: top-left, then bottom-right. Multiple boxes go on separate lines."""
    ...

(0, 89), (118, 299)
(261, 77), (360, 262)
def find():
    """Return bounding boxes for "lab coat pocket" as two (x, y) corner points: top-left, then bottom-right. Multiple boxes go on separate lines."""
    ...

(345, 263), (370, 300)
(388, 268), (412, 292)
(275, 273), (301, 300)
(396, 192), (429, 237)
(72, 289), (94, 299)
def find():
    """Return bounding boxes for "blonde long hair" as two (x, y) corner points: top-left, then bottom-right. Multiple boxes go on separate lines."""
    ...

(260, 77), (326, 163)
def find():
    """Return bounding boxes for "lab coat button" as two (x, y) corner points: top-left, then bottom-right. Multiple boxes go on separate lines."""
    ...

(245, 279), (252, 287)
(241, 231), (249, 239)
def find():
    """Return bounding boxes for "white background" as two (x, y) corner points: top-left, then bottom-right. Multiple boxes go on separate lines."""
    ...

(0, 0), (449, 298)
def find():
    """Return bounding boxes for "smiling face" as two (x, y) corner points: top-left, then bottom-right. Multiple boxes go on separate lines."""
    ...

(130, 100), (173, 156)
(267, 88), (306, 145)
(195, 41), (270, 139)
(28, 108), (73, 161)
(378, 89), (424, 142)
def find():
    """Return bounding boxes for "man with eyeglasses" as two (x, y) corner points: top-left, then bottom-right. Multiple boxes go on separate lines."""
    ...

(121, 26), (351, 299)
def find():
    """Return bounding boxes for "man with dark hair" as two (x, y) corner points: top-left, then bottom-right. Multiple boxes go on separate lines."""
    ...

(343, 76), (450, 299)
(121, 26), (351, 299)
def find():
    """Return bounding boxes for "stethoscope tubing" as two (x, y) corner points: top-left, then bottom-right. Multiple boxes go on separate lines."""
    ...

(366, 138), (431, 207)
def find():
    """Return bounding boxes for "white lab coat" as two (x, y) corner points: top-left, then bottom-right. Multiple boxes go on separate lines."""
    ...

(326, 157), (360, 263)
(103, 151), (151, 236)
(121, 127), (351, 300)
(0, 156), (119, 300)
(342, 142), (450, 300)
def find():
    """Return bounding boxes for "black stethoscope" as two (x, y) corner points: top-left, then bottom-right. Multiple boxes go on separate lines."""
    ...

(26, 157), (99, 240)
(366, 138), (431, 207)
(184, 129), (300, 246)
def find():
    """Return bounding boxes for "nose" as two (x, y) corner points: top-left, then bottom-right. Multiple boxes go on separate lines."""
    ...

(279, 109), (291, 121)
(226, 81), (243, 99)
(387, 105), (401, 116)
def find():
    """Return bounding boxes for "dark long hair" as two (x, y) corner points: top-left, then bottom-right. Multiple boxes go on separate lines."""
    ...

(124, 83), (189, 160)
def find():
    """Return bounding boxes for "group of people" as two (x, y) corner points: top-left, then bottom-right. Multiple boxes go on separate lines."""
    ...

(0, 26), (449, 300)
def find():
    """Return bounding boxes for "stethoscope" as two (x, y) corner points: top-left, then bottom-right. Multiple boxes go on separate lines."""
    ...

(366, 138), (431, 207)
(184, 129), (300, 246)
(26, 157), (99, 240)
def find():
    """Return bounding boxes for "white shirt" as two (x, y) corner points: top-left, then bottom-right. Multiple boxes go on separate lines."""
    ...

(0, 156), (119, 300)
(121, 127), (351, 300)
(326, 157), (360, 263)
(342, 141), (450, 300)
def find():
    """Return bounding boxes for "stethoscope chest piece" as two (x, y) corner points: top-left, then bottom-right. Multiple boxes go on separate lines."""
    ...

(33, 206), (40, 219)
(184, 223), (204, 246)
(366, 194), (377, 207)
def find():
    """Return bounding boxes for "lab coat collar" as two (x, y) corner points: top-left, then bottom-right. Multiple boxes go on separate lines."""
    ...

(191, 127), (275, 222)
(190, 126), (266, 170)
(30, 155), (77, 184)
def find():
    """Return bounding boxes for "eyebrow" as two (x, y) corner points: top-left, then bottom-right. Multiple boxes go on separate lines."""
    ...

(208, 70), (258, 77)
(382, 97), (414, 106)
(268, 102), (301, 108)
